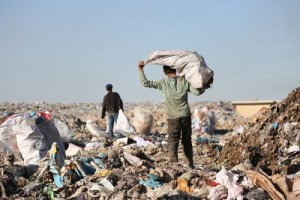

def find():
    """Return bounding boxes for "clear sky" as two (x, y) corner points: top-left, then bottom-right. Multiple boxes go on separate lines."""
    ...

(0, 0), (299, 103)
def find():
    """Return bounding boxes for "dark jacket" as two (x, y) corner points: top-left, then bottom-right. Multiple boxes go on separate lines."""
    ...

(101, 92), (123, 118)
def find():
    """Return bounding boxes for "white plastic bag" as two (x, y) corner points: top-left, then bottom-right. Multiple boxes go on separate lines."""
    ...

(192, 108), (201, 132)
(86, 119), (108, 138)
(11, 117), (47, 166)
(0, 122), (23, 162)
(145, 50), (214, 88)
(192, 106), (216, 134)
(123, 151), (143, 167)
(115, 109), (136, 135)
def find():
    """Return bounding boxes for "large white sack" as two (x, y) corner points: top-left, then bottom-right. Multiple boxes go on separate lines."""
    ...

(115, 109), (136, 136)
(0, 122), (23, 162)
(0, 139), (4, 152)
(145, 50), (214, 88)
(11, 117), (47, 166)
(131, 107), (153, 135)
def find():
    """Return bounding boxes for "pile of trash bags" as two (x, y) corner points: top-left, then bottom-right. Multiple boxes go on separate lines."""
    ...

(0, 87), (299, 199)
(0, 110), (67, 174)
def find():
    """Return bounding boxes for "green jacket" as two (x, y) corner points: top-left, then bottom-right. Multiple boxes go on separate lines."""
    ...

(139, 69), (205, 119)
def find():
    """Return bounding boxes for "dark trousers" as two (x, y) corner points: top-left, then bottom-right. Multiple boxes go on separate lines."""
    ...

(167, 116), (193, 166)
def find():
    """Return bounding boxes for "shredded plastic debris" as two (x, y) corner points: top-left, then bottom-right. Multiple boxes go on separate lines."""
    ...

(0, 87), (299, 199)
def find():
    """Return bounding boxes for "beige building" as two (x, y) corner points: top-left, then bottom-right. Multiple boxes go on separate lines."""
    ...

(232, 100), (277, 118)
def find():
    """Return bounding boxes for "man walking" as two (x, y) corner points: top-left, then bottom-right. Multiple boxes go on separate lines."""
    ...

(101, 84), (123, 139)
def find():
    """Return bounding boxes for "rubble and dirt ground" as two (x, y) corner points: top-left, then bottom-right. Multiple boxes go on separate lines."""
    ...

(0, 87), (299, 199)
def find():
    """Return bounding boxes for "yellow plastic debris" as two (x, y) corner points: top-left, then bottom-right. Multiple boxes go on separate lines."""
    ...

(94, 169), (112, 177)
(50, 142), (58, 164)
(176, 178), (192, 193)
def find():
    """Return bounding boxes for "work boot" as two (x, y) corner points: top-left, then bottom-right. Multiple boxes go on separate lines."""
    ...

(189, 163), (195, 169)
(186, 157), (194, 169)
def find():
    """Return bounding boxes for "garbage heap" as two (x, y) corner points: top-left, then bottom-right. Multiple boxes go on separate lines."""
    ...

(216, 87), (300, 199)
(0, 88), (299, 199)
(217, 87), (300, 172)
